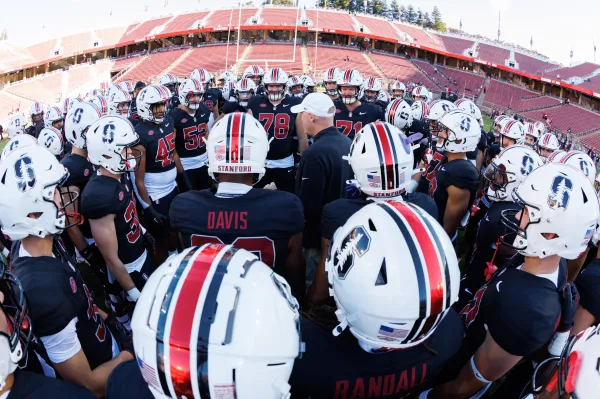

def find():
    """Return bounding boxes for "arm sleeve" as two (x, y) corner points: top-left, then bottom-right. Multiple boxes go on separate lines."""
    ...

(208, 113), (215, 130)
(40, 318), (82, 364)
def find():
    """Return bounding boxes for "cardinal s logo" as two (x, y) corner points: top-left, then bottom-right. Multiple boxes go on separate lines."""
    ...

(521, 155), (534, 175)
(102, 123), (115, 144)
(14, 156), (36, 192)
(547, 175), (573, 210)
(580, 160), (590, 177)
(333, 226), (371, 279)
(44, 135), (54, 148)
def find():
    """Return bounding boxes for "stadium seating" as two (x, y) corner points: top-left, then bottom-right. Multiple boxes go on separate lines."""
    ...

(435, 35), (474, 55)
(437, 66), (485, 95)
(111, 56), (142, 73)
(580, 75), (600, 92)
(163, 12), (210, 33)
(119, 18), (171, 44)
(513, 52), (556, 75)
(580, 133), (600, 149)
(170, 45), (245, 77)
(27, 39), (58, 63)
(116, 49), (187, 83)
(239, 44), (304, 76)
(412, 60), (450, 88)
(260, 8), (299, 26)
(522, 104), (600, 135)
(367, 53), (434, 89)
(355, 16), (399, 39)
(476, 43), (509, 65)
(392, 23), (440, 48)
(306, 10), (355, 32)
(0, 92), (32, 122)
(483, 79), (537, 109)
(308, 46), (378, 78)
(509, 96), (561, 112)
(544, 62), (600, 80)
(205, 8), (258, 28)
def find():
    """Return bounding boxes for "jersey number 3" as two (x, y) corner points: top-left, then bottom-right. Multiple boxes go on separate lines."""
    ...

(191, 235), (275, 268)
(155, 132), (176, 167)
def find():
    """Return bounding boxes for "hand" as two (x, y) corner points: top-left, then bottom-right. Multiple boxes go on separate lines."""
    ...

(558, 283), (579, 332)
(146, 206), (167, 225)
(81, 244), (105, 269)
(144, 232), (156, 255)
(105, 315), (135, 357)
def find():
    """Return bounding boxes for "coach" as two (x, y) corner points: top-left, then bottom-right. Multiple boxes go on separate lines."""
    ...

(292, 93), (352, 286)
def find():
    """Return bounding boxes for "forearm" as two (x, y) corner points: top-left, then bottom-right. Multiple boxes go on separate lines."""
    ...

(106, 257), (136, 291)
(135, 178), (152, 206)
(286, 244), (306, 302)
(86, 351), (133, 397)
(443, 213), (462, 237)
(174, 152), (184, 174)
(67, 226), (89, 253)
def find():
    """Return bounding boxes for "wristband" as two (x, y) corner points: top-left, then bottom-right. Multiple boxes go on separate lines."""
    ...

(127, 287), (141, 301)
(548, 330), (570, 356)
(471, 355), (492, 384)
(2, 248), (9, 258)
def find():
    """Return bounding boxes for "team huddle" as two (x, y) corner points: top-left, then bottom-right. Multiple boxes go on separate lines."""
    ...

(0, 63), (599, 399)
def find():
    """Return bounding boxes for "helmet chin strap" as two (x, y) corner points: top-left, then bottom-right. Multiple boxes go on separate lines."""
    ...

(332, 309), (348, 337)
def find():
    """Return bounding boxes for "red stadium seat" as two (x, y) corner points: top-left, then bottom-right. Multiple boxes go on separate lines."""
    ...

(116, 49), (188, 83)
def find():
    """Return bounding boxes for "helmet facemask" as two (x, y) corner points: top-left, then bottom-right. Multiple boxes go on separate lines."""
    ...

(265, 84), (285, 102)
(363, 90), (378, 103)
(339, 85), (359, 105)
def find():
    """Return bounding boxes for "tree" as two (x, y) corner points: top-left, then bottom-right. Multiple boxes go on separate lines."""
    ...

(423, 12), (432, 29)
(399, 5), (407, 22)
(389, 0), (400, 19)
(263, 0), (294, 5)
(0, 29), (7, 41)
(406, 4), (417, 24)
(371, 0), (387, 16)
(416, 8), (424, 26)
(431, 6), (447, 31)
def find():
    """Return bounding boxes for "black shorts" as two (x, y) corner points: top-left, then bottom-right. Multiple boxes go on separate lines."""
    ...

(254, 167), (296, 193)
(185, 165), (212, 190)
(143, 187), (179, 238)
(130, 252), (157, 290)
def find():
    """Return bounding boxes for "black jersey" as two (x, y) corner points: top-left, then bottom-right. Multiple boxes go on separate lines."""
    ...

(417, 150), (445, 194)
(222, 100), (247, 115)
(333, 100), (382, 140)
(135, 119), (176, 174)
(203, 88), (222, 113)
(289, 311), (465, 398)
(575, 259), (600, 321)
(429, 157), (479, 226)
(467, 131), (488, 162)
(8, 369), (96, 399)
(172, 105), (211, 159)
(321, 195), (438, 241)
(80, 173), (145, 264)
(106, 359), (154, 399)
(11, 254), (114, 370)
(25, 123), (43, 139)
(247, 95), (302, 161)
(61, 153), (95, 239)
(170, 188), (303, 274)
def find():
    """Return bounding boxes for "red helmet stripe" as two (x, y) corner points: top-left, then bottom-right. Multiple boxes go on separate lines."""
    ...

(241, 79), (247, 90)
(226, 112), (244, 164)
(371, 122), (398, 190)
(344, 70), (352, 82)
(328, 68), (334, 81)
(387, 99), (401, 124)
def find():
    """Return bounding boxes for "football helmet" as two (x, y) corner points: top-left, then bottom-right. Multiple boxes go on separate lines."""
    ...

(501, 163), (599, 259)
(410, 100), (428, 121)
(557, 151), (596, 185)
(426, 100), (456, 136)
(322, 67), (342, 96)
(337, 70), (364, 105)
(132, 245), (303, 399)
(221, 79), (237, 101)
(484, 145), (543, 202)
(327, 200), (459, 349)
(547, 150), (567, 164)
(493, 115), (511, 137)
(243, 65), (265, 86)
(286, 76), (305, 98)
(159, 74), (179, 93)
(263, 68), (288, 102)
(137, 86), (171, 124)
(218, 71), (235, 88)
(44, 106), (64, 129)
(206, 112), (268, 182)
(361, 77), (382, 103)
(38, 127), (64, 157)
(118, 81), (135, 95)
(235, 78), (257, 107)
(60, 97), (81, 117)
(454, 98), (482, 126)
(87, 95), (108, 116)
(86, 115), (141, 174)
(0, 135), (38, 161)
(378, 90), (390, 103)
(178, 78), (204, 111)
(524, 122), (541, 146)
(89, 88), (103, 98)
(537, 133), (560, 162)
(533, 121), (546, 137)
(385, 99), (413, 131)
(190, 68), (212, 92)
(302, 75), (316, 93)
(391, 81), (406, 99)
(6, 114), (26, 138)
(107, 88), (132, 116)
(64, 102), (103, 149)
(348, 122), (419, 197)
(28, 102), (44, 124)
(0, 145), (77, 240)
(106, 84), (123, 101)
(499, 120), (525, 148)
(436, 110), (480, 153)
(412, 86), (430, 103)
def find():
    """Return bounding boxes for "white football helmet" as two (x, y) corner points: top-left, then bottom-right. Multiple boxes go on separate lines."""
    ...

(348, 122), (419, 197)
(385, 99), (413, 131)
(503, 163), (599, 259)
(106, 84), (123, 101)
(327, 200), (459, 349)
(0, 145), (74, 240)
(263, 68), (288, 102)
(118, 81), (135, 95)
(206, 112), (268, 182)
(436, 110), (480, 153)
(178, 78), (204, 110)
(87, 95), (108, 116)
(533, 121), (546, 137)
(60, 97), (81, 117)
(132, 245), (302, 399)
(64, 102), (103, 149)
(499, 120), (525, 148)
(218, 71), (235, 87)
(361, 77), (382, 103)
(6, 114), (26, 138)
(337, 70), (363, 105)
(557, 151), (596, 185)
(410, 100), (428, 121)
(107, 88), (132, 116)
(137, 86), (170, 124)
(412, 86), (430, 103)
(524, 122), (541, 146)
(159, 74), (179, 93)
(537, 133), (560, 162)
(1, 135), (38, 161)
(86, 115), (141, 174)
(493, 115), (511, 137)
(44, 106), (64, 129)
(235, 78), (257, 107)
(190, 68), (212, 91)
(302, 75), (316, 93)
(243, 65), (265, 86)
(28, 102), (44, 124)
(322, 67), (342, 96)
(391, 81), (406, 99)
(484, 145), (543, 202)
(286, 76), (304, 98)
(38, 127), (64, 157)
(378, 90), (390, 103)
(454, 98), (482, 126)
(221, 79), (237, 101)
(89, 88), (103, 98)
(426, 100), (456, 136)
(546, 150), (567, 164)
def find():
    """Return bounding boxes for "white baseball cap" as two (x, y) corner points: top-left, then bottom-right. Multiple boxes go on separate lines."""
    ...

(290, 93), (336, 117)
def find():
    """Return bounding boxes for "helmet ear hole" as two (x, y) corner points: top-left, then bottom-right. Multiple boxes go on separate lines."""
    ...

(375, 260), (387, 286)
(368, 218), (377, 232)
(361, 143), (367, 154)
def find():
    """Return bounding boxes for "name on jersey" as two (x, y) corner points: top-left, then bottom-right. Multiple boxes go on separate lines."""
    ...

(371, 189), (405, 198)
(217, 165), (253, 172)
(335, 364), (427, 399)
(208, 211), (248, 230)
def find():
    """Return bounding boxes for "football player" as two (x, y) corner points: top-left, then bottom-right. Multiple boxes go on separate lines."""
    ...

(537, 132), (560, 162)
(191, 68), (221, 120)
(499, 119), (525, 149)
(412, 85), (431, 103)
(287, 76), (305, 98)
(0, 145), (132, 396)
(82, 116), (154, 314)
(425, 163), (598, 399)
(38, 127), (64, 159)
(105, 245), (303, 399)
(360, 76), (384, 106)
(170, 112), (305, 298)
(128, 81), (146, 126)
(524, 122), (540, 147)
(6, 114), (26, 138)
(222, 77), (256, 115)
(391, 80), (407, 101)
(334, 70), (382, 140)
(306, 121), (437, 305)
(455, 99), (486, 169)
(133, 85), (190, 264)
(107, 87), (132, 117)
(322, 67), (342, 101)
(159, 73), (180, 111)
(60, 97), (82, 119)
(0, 268), (96, 398)
(25, 102), (44, 138)
(247, 67), (306, 192)
(242, 64), (266, 95)
(458, 145), (543, 308)
(44, 106), (65, 131)
(302, 75), (316, 94)
(291, 200), (464, 398)
(217, 71), (235, 88)
(172, 78), (213, 190)
(87, 95), (108, 116)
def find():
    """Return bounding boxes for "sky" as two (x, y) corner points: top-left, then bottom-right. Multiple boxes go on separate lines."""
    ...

(0, 0), (597, 66)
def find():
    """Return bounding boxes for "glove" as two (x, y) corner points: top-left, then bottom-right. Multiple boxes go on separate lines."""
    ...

(81, 244), (104, 268)
(176, 172), (192, 193)
(106, 315), (134, 356)
(144, 232), (156, 255)
(345, 182), (362, 199)
(145, 205), (167, 225)
(548, 283), (579, 356)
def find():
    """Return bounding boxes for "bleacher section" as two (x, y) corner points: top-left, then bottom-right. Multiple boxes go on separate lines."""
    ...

(308, 47), (377, 77)
(544, 62), (600, 80)
(483, 79), (537, 109)
(116, 49), (187, 83)
(260, 8), (299, 26)
(476, 43), (509, 65)
(435, 35), (473, 55)
(392, 23), (439, 47)
(170, 45), (244, 77)
(367, 53), (434, 89)
(0, 92), (32, 122)
(514, 53), (555, 75)
(240, 44), (303, 76)
(580, 134), (600, 149)
(111, 56), (142, 73)
(580, 75), (600, 92)
(438, 67), (485, 95)
(412, 60), (450, 88)
(205, 9), (258, 28)
(355, 16), (398, 39)
(163, 12), (210, 33)
(306, 10), (355, 31)
(119, 18), (171, 44)
(509, 96), (561, 112)
(522, 105), (600, 135)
